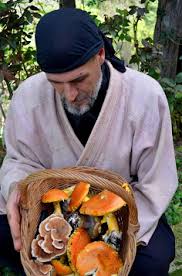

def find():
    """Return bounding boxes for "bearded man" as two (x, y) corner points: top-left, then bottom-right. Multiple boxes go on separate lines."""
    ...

(0, 8), (177, 276)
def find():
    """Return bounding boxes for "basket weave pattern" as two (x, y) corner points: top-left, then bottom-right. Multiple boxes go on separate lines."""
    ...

(20, 167), (140, 276)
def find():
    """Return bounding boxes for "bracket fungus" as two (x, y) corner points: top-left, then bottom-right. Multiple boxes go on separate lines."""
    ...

(34, 261), (53, 275)
(31, 234), (64, 263)
(31, 215), (72, 262)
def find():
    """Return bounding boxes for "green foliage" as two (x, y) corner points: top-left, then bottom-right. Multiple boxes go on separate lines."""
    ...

(166, 148), (182, 225)
(159, 74), (182, 141)
(0, 0), (42, 98)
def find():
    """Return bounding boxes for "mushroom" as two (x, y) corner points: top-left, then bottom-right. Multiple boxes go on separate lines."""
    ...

(34, 260), (53, 275)
(68, 182), (90, 212)
(51, 259), (73, 275)
(45, 216), (72, 240)
(103, 212), (119, 233)
(76, 241), (123, 276)
(102, 230), (122, 252)
(67, 228), (91, 272)
(80, 189), (126, 216)
(31, 233), (67, 262)
(41, 189), (69, 215)
(39, 233), (56, 254)
(63, 185), (75, 197)
(31, 216), (72, 262)
(38, 214), (58, 237)
(101, 213), (122, 251)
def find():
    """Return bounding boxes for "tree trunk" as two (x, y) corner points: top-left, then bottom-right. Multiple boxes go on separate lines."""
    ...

(154, 0), (182, 79)
(59, 0), (76, 8)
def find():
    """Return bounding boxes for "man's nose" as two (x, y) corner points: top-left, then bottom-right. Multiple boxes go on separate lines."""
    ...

(64, 83), (78, 102)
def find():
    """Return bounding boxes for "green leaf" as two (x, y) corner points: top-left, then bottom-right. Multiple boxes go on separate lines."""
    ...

(176, 146), (182, 152)
(176, 72), (182, 84)
(160, 77), (176, 88)
(29, 5), (39, 11)
(175, 92), (182, 99)
(24, 10), (33, 23)
(0, 2), (6, 10)
(32, 12), (41, 19)
(175, 85), (182, 93)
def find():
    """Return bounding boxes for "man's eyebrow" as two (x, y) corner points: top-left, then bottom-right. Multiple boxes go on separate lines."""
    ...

(47, 73), (89, 84)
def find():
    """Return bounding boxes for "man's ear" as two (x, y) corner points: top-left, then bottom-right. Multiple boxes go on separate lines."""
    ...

(98, 47), (105, 65)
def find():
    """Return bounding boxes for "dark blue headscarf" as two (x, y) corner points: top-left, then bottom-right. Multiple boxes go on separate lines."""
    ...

(35, 8), (126, 73)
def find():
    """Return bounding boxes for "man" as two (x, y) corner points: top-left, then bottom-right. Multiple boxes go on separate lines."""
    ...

(0, 8), (178, 276)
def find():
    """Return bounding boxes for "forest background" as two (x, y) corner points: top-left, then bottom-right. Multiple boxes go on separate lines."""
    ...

(0, 0), (181, 275)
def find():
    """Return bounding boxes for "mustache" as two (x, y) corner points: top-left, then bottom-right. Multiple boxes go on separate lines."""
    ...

(74, 93), (94, 103)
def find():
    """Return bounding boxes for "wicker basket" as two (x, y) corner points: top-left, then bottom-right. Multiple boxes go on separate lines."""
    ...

(19, 166), (140, 276)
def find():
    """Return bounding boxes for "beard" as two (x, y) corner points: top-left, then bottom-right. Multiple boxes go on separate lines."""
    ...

(61, 71), (103, 116)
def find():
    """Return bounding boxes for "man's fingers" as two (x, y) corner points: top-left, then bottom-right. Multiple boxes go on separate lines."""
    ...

(7, 188), (22, 251)
(9, 204), (21, 251)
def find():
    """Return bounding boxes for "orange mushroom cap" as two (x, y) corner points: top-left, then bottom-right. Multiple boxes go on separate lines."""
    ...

(41, 189), (68, 203)
(67, 228), (91, 272)
(76, 241), (123, 276)
(80, 189), (126, 216)
(51, 259), (72, 275)
(68, 182), (90, 212)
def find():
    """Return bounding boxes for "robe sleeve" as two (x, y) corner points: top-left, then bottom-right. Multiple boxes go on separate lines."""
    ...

(130, 83), (178, 245)
(0, 92), (45, 202)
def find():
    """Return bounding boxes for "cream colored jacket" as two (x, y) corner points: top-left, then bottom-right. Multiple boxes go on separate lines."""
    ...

(0, 62), (178, 244)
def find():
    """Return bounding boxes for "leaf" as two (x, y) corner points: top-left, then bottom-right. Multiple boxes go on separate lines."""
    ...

(176, 72), (182, 84)
(176, 146), (182, 152)
(137, 8), (146, 17)
(32, 12), (41, 19)
(175, 85), (182, 93)
(29, 5), (39, 11)
(129, 6), (137, 15)
(160, 77), (176, 88)
(175, 92), (182, 99)
(24, 10), (33, 23)
(0, 2), (6, 10)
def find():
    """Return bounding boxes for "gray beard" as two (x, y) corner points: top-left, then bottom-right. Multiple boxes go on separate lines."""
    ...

(61, 72), (103, 116)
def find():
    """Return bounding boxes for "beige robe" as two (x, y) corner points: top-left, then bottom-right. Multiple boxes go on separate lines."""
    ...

(0, 62), (178, 244)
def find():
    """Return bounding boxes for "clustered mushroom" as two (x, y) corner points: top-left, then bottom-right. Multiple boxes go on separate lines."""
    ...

(30, 182), (127, 275)
(31, 214), (72, 262)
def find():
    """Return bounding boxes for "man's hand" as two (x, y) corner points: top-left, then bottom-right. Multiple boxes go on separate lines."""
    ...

(6, 184), (21, 251)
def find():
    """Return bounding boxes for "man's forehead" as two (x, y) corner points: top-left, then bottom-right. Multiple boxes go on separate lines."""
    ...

(46, 69), (88, 83)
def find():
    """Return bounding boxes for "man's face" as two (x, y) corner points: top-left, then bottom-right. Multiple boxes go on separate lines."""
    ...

(46, 49), (105, 115)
